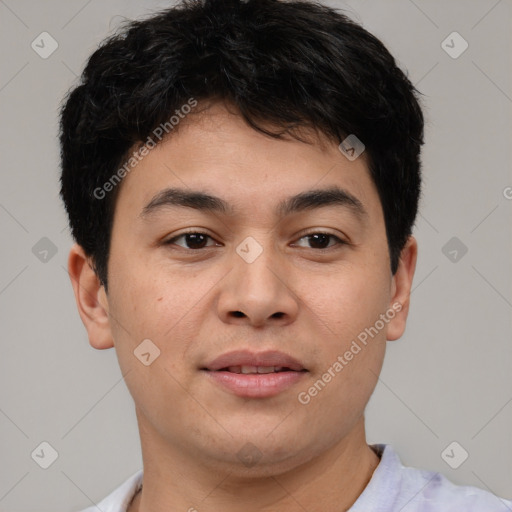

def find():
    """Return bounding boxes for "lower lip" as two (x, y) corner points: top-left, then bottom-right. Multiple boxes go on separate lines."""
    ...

(203, 370), (306, 398)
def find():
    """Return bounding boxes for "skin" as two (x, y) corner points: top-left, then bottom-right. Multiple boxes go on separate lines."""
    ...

(68, 100), (417, 512)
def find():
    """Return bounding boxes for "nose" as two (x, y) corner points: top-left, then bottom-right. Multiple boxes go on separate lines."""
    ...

(216, 239), (300, 327)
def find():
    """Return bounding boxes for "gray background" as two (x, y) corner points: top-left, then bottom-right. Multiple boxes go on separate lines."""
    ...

(0, 0), (511, 510)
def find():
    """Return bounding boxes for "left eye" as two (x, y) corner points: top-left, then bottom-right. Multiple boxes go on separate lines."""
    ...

(165, 232), (218, 250)
(293, 233), (345, 250)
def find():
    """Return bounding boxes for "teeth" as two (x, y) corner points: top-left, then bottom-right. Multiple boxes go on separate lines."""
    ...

(257, 366), (275, 374)
(241, 365), (258, 374)
(233, 366), (286, 374)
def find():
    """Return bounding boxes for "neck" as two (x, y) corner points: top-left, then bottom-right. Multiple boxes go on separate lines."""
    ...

(129, 414), (380, 512)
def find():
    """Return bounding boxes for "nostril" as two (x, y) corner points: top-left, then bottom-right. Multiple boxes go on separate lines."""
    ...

(232, 311), (245, 318)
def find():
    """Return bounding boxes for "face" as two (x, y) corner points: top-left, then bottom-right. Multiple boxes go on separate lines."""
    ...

(71, 101), (416, 475)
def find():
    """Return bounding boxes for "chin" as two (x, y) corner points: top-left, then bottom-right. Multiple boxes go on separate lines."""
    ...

(197, 430), (319, 478)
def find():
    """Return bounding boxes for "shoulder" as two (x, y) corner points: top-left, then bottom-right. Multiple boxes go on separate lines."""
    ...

(352, 444), (512, 511)
(77, 469), (143, 512)
(399, 463), (511, 510)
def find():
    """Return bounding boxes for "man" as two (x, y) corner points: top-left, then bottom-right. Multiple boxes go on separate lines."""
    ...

(59, 0), (512, 510)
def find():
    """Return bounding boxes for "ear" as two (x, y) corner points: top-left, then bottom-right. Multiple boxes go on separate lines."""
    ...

(386, 236), (418, 341)
(67, 244), (114, 349)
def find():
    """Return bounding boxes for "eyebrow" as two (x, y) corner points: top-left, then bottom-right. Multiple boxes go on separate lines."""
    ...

(140, 186), (368, 220)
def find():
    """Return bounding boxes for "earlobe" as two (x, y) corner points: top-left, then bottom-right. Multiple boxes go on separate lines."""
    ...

(386, 236), (418, 341)
(67, 244), (114, 350)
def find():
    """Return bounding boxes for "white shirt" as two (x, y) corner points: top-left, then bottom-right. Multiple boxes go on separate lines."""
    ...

(79, 444), (512, 511)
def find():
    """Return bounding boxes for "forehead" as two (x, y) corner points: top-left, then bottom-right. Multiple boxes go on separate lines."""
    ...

(112, 102), (382, 224)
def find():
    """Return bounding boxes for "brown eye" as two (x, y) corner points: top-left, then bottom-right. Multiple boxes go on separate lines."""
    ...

(165, 232), (216, 249)
(294, 232), (345, 250)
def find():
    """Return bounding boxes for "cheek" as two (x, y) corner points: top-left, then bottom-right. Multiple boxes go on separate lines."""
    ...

(297, 261), (389, 403)
(107, 263), (212, 381)
(295, 337), (384, 445)
(106, 271), (198, 422)
(304, 265), (391, 343)
(109, 257), (181, 333)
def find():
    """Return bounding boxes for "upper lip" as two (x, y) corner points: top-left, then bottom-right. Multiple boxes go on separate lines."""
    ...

(203, 350), (306, 371)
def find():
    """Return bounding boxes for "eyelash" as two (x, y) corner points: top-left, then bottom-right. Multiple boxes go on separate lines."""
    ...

(163, 229), (347, 251)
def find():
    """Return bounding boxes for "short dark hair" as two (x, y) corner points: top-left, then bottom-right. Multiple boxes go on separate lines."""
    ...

(59, 0), (424, 289)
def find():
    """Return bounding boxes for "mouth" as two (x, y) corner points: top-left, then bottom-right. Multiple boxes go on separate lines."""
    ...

(214, 365), (304, 374)
(201, 350), (308, 398)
